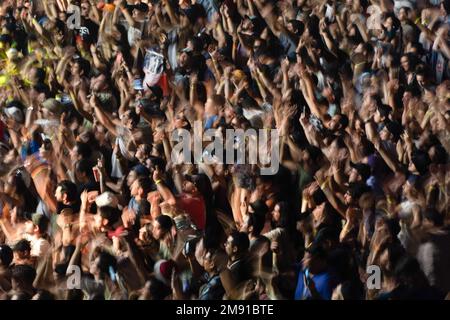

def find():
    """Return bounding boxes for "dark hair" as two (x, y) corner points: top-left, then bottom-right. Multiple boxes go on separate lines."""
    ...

(248, 212), (265, 236)
(74, 57), (91, 76)
(96, 250), (117, 277)
(33, 289), (55, 300)
(0, 244), (13, 267)
(230, 231), (250, 254)
(74, 141), (92, 160)
(211, 94), (226, 108)
(98, 206), (121, 226)
(155, 214), (174, 233)
(423, 208), (444, 227)
(272, 201), (291, 229)
(75, 159), (94, 180)
(57, 180), (78, 203)
(128, 110), (141, 127)
(136, 176), (153, 195)
(11, 264), (37, 287)
(377, 104), (392, 119)
(411, 149), (431, 175)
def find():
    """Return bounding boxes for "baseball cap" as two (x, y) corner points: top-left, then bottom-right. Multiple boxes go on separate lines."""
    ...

(4, 106), (24, 123)
(153, 259), (176, 286)
(29, 213), (50, 232)
(95, 191), (119, 208)
(42, 98), (64, 116)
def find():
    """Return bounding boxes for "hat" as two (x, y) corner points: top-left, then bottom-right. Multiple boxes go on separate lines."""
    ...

(350, 162), (371, 180)
(5, 48), (18, 60)
(4, 106), (24, 123)
(42, 98), (64, 115)
(153, 259), (176, 286)
(95, 191), (119, 208)
(30, 213), (50, 232)
(12, 239), (31, 252)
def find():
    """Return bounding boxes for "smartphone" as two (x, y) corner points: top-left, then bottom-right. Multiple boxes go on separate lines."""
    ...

(133, 79), (144, 91)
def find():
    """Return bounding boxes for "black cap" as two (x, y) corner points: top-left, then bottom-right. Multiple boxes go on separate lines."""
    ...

(350, 162), (371, 180)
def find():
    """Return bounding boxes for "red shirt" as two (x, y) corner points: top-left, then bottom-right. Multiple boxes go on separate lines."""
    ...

(177, 194), (206, 230)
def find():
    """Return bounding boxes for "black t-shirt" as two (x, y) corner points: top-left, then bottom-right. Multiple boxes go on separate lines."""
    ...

(75, 18), (99, 45)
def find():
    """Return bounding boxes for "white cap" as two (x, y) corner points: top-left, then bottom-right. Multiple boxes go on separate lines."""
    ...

(95, 191), (119, 208)
(4, 107), (24, 123)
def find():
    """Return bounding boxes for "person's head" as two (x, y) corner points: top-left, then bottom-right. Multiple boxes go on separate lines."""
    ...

(178, 49), (192, 68)
(246, 212), (266, 238)
(11, 264), (36, 292)
(120, 109), (140, 130)
(136, 144), (152, 163)
(400, 53), (413, 73)
(25, 213), (49, 237)
(152, 215), (174, 240)
(71, 56), (90, 77)
(302, 242), (328, 274)
(131, 2), (149, 21)
(89, 249), (117, 280)
(205, 94), (225, 114)
(70, 141), (92, 162)
(374, 104), (391, 124)
(409, 149), (431, 175)
(314, 227), (340, 251)
(397, 7), (410, 22)
(12, 239), (31, 262)
(55, 180), (78, 204)
(271, 201), (290, 229)
(224, 231), (250, 259)
(344, 183), (370, 205)
(130, 176), (153, 199)
(379, 120), (402, 142)
(422, 208), (444, 228)
(80, 0), (91, 18)
(127, 164), (151, 187)
(349, 162), (371, 183)
(94, 206), (121, 231)
(0, 244), (13, 267)
(182, 174), (202, 195)
(326, 113), (349, 132)
(74, 159), (94, 183)
(203, 249), (226, 274)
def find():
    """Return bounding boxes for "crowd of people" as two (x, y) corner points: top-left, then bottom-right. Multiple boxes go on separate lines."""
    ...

(0, 0), (449, 300)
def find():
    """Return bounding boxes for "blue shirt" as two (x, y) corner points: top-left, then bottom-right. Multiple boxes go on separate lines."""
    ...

(294, 268), (337, 300)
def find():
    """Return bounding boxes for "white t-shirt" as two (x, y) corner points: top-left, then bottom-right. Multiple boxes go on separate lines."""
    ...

(24, 234), (51, 258)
